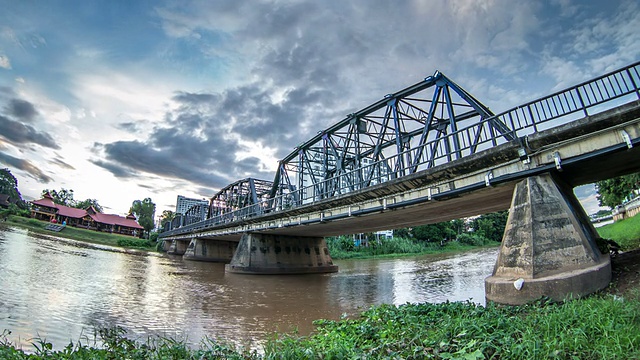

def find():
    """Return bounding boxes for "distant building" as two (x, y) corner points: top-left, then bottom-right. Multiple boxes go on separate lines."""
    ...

(175, 195), (209, 218)
(30, 192), (143, 237)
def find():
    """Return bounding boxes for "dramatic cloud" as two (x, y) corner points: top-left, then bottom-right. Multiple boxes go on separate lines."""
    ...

(90, 158), (138, 179)
(6, 98), (38, 122)
(0, 115), (60, 149)
(0, 151), (53, 183)
(2, 0), (635, 214)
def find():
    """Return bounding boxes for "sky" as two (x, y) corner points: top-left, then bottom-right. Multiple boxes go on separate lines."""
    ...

(0, 0), (638, 219)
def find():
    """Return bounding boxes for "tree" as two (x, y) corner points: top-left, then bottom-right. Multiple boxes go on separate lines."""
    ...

(42, 188), (76, 207)
(596, 173), (640, 208)
(471, 210), (508, 243)
(75, 198), (103, 212)
(0, 168), (26, 209)
(130, 198), (156, 237)
(159, 210), (176, 226)
(412, 222), (456, 243)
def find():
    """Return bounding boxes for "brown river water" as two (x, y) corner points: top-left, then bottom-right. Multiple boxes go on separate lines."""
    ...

(0, 225), (498, 350)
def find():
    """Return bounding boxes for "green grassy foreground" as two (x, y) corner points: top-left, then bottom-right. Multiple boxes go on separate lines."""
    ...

(2, 292), (639, 359)
(597, 214), (640, 250)
(2, 215), (156, 251)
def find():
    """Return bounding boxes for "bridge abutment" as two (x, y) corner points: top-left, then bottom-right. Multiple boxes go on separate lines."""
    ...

(183, 238), (237, 262)
(485, 173), (611, 305)
(226, 233), (339, 274)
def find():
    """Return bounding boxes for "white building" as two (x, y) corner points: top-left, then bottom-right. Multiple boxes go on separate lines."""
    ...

(175, 195), (209, 216)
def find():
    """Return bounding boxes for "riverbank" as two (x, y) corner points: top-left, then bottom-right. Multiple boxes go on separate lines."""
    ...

(2, 215), (639, 358)
(2, 256), (639, 359)
(2, 215), (156, 251)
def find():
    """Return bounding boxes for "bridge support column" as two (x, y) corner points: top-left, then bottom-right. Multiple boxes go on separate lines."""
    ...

(183, 238), (237, 263)
(226, 233), (339, 274)
(485, 174), (611, 305)
(160, 240), (172, 252)
(167, 239), (189, 255)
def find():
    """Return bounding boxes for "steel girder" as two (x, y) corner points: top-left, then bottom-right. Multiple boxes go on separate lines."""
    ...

(208, 177), (280, 220)
(184, 203), (208, 226)
(269, 71), (514, 204)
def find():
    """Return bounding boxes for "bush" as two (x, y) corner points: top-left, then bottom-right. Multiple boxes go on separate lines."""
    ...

(369, 237), (425, 255)
(116, 238), (153, 248)
(18, 209), (31, 217)
(456, 233), (487, 246)
(149, 232), (159, 242)
(156, 240), (166, 252)
(27, 218), (42, 226)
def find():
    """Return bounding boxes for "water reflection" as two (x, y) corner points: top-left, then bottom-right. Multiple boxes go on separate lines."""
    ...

(0, 225), (497, 349)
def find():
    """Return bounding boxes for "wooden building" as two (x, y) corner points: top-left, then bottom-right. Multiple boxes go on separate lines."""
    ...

(30, 192), (143, 237)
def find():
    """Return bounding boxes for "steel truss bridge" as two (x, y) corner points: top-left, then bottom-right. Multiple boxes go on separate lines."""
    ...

(160, 61), (640, 239)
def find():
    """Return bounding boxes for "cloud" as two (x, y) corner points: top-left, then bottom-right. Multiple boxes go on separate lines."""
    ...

(0, 54), (10, 69)
(116, 121), (144, 132)
(90, 158), (138, 178)
(0, 151), (54, 183)
(6, 98), (38, 122)
(49, 157), (75, 170)
(0, 115), (60, 149)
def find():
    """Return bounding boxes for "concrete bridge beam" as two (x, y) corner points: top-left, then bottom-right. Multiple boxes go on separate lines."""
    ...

(485, 173), (611, 305)
(183, 238), (237, 263)
(226, 233), (339, 274)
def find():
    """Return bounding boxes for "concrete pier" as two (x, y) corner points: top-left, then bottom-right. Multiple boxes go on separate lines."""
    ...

(485, 174), (611, 305)
(226, 233), (339, 274)
(183, 238), (237, 262)
(167, 238), (189, 255)
(160, 239), (172, 252)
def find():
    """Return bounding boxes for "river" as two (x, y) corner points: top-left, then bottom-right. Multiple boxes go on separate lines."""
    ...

(0, 225), (498, 350)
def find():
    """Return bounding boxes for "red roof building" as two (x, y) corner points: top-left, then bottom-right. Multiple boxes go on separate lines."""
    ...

(30, 192), (143, 237)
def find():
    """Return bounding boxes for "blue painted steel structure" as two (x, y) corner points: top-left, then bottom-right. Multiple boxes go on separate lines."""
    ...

(160, 61), (640, 238)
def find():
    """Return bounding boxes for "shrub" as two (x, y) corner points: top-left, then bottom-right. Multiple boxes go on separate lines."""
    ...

(156, 240), (166, 252)
(456, 233), (486, 246)
(27, 218), (42, 226)
(116, 238), (153, 248)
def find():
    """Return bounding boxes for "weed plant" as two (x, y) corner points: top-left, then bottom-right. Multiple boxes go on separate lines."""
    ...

(266, 291), (640, 359)
(3, 291), (639, 359)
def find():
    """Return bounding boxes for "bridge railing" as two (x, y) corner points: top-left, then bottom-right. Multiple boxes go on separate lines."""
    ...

(160, 61), (640, 238)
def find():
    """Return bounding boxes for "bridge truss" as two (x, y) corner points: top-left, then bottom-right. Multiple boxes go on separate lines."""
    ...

(161, 61), (640, 238)
(208, 178), (280, 222)
(269, 72), (516, 208)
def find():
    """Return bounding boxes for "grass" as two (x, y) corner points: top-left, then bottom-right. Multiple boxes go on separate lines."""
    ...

(597, 213), (640, 250)
(2, 291), (639, 359)
(327, 235), (499, 260)
(2, 215), (156, 251)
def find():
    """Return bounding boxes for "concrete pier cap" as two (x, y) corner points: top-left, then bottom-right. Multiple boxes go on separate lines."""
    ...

(226, 233), (339, 274)
(485, 173), (611, 305)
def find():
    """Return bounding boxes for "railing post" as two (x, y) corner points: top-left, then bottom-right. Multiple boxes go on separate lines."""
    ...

(627, 68), (640, 99)
(575, 87), (589, 117)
